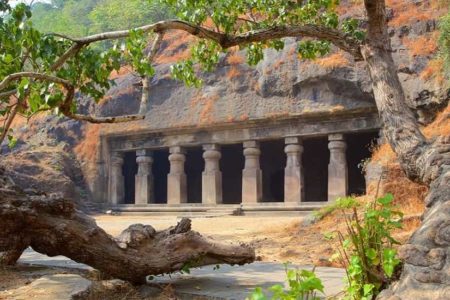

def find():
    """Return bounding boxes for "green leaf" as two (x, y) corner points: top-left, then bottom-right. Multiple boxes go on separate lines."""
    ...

(365, 248), (377, 261)
(377, 193), (394, 205)
(7, 134), (17, 148)
(249, 287), (267, 300)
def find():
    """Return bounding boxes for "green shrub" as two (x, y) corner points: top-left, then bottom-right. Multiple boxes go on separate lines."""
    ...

(327, 194), (403, 300)
(248, 264), (324, 300)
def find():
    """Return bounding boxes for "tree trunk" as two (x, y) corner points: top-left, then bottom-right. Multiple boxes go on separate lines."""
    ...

(363, 1), (450, 299)
(0, 168), (255, 284)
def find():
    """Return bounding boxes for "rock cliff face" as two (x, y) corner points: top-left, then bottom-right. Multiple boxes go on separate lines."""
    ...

(0, 0), (448, 208)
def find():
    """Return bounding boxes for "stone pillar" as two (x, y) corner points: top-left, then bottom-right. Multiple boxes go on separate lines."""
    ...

(110, 152), (124, 205)
(328, 134), (348, 202)
(284, 137), (304, 204)
(135, 149), (154, 205)
(202, 144), (222, 205)
(167, 146), (187, 205)
(242, 141), (262, 204)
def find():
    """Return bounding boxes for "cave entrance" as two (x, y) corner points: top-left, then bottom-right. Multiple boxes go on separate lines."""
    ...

(122, 151), (137, 204)
(346, 131), (379, 196)
(303, 137), (329, 202)
(152, 149), (169, 204)
(260, 139), (285, 202)
(220, 143), (244, 204)
(185, 147), (204, 203)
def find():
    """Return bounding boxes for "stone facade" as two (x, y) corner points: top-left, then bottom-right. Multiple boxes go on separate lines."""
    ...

(96, 111), (380, 209)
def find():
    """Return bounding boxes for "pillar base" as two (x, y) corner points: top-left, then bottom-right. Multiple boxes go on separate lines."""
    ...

(202, 171), (222, 204)
(242, 169), (263, 204)
(135, 175), (154, 205)
(167, 174), (187, 205)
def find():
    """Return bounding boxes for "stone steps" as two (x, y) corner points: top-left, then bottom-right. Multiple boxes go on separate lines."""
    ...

(110, 202), (326, 217)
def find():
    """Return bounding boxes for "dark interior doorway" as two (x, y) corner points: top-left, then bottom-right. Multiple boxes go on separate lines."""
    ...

(185, 147), (204, 203)
(122, 151), (137, 204)
(220, 143), (244, 204)
(153, 149), (169, 204)
(346, 131), (379, 196)
(260, 140), (285, 202)
(303, 137), (329, 202)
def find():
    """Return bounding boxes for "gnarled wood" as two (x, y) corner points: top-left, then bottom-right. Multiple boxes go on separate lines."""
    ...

(0, 168), (255, 284)
(362, 1), (450, 298)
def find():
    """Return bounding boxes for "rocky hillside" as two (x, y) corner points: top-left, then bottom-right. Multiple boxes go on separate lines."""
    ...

(0, 0), (448, 209)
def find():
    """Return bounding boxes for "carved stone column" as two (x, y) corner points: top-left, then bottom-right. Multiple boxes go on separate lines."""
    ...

(328, 134), (348, 202)
(110, 152), (124, 205)
(167, 146), (187, 205)
(202, 144), (222, 205)
(92, 138), (106, 203)
(284, 137), (304, 204)
(242, 141), (262, 204)
(135, 150), (154, 205)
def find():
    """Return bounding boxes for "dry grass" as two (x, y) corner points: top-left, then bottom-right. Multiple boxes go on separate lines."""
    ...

(403, 32), (439, 57)
(155, 31), (194, 64)
(387, 0), (446, 27)
(423, 103), (450, 138)
(73, 124), (101, 163)
(239, 113), (249, 121)
(314, 51), (349, 69)
(368, 103), (450, 222)
(420, 58), (446, 84)
(273, 59), (285, 69)
(190, 92), (220, 124)
(226, 66), (241, 79)
(226, 52), (245, 65)
(199, 94), (220, 124)
(109, 65), (132, 80)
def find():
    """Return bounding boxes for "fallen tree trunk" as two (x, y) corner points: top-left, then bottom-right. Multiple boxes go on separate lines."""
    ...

(0, 168), (255, 284)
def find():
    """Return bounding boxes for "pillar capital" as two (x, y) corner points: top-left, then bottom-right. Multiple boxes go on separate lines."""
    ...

(136, 149), (153, 157)
(243, 140), (259, 148)
(284, 143), (303, 154)
(136, 155), (153, 164)
(203, 143), (220, 151)
(243, 147), (261, 157)
(111, 152), (124, 165)
(170, 146), (185, 154)
(328, 133), (344, 141)
(285, 136), (301, 145)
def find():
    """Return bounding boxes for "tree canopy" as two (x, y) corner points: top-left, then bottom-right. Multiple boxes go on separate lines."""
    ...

(31, 0), (172, 37)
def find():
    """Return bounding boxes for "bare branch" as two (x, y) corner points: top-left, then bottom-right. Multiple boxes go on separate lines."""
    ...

(139, 32), (165, 114)
(0, 72), (145, 128)
(50, 43), (85, 71)
(0, 103), (19, 147)
(0, 72), (71, 92)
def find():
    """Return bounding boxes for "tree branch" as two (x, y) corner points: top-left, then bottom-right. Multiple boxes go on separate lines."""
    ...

(139, 32), (165, 114)
(0, 72), (145, 132)
(53, 19), (362, 60)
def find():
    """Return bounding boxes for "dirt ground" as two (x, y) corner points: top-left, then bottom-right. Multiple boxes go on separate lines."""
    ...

(95, 214), (334, 266)
(0, 207), (421, 299)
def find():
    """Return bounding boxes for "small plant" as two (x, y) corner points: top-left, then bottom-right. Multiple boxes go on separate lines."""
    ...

(313, 196), (359, 220)
(327, 194), (403, 300)
(248, 264), (324, 300)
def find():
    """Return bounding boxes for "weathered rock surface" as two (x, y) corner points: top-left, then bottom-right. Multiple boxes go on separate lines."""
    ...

(0, 274), (92, 300)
